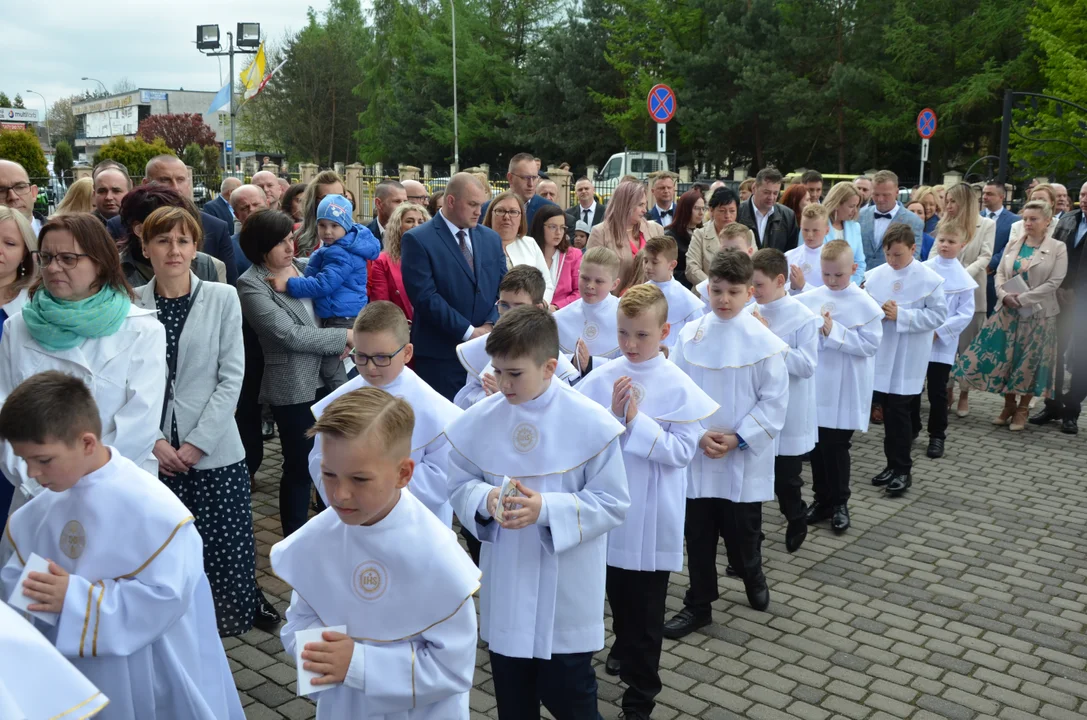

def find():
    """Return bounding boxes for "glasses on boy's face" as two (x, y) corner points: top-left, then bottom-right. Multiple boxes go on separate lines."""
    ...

(349, 343), (407, 367)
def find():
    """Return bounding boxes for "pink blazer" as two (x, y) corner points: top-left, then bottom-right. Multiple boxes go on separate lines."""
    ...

(367, 252), (414, 322)
(551, 247), (582, 309)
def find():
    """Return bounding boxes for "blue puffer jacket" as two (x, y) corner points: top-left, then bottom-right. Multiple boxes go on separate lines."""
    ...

(286, 224), (381, 318)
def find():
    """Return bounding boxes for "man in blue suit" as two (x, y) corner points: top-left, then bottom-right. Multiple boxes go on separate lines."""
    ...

(644, 171), (678, 227)
(203, 177), (240, 227)
(402, 173), (507, 400)
(980, 180), (1020, 315)
(481, 152), (555, 228)
(858, 170), (924, 270)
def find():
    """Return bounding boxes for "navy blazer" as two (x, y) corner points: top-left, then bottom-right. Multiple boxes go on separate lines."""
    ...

(366, 217), (383, 246)
(107, 211), (238, 285)
(645, 203), (675, 227)
(203, 194), (233, 226)
(401, 215), (506, 361)
(987, 209), (1021, 274)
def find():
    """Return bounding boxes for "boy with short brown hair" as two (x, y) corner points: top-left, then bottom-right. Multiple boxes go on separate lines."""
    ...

(641, 235), (704, 347)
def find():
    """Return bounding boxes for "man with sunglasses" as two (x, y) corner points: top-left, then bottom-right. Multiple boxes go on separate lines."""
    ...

(0, 160), (45, 234)
(481, 152), (556, 229)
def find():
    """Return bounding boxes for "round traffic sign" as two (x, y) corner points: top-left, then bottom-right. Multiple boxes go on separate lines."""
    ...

(917, 108), (937, 139)
(647, 84), (677, 124)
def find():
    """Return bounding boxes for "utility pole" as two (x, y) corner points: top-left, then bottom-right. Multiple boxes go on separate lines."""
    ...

(197, 23), (260, 176)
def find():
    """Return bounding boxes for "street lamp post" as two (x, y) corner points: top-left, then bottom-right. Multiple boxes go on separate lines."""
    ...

(81, 77), (113, 137)
(25, 90), (49, 147)
(196, 24), (260, 176)
(451, 0), (459, 172)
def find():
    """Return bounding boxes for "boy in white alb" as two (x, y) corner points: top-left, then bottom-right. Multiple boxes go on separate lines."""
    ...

(308, 301), (461, 526)
(641, 235), (704, 347)
(554, 245), (624, 376)
(864, 225), (947, 497)
(663, 251), (789, 640)
(796, 241), (884, 531)
(786, 204), (830, 294)
(447, 306), (629, 719)
(752, 248), (820, 551)
(694, 222), (757, 311)
(0, 372), (243, 720)
(577, 285), (717, 718)
(913, 221), (977, 459)
(274, 387), (479, 719)
(455, 266), (579, 410)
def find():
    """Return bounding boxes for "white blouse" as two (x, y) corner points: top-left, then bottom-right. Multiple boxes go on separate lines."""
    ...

(504, 235), (555, 303)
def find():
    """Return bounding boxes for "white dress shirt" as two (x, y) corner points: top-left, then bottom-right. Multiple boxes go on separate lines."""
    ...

(440, 210), (478, 341)
(753, 203), (775, 242)
(873, 203), (900, 246)
(578, 202), (599, 227)
(655, 203), (675, 228)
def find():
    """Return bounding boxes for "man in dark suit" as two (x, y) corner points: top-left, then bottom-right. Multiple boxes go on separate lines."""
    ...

(366, 179), (406, 244)
(645, 171), (678, 227)
(481, 152), (555, 228)
(203, 176), (240, 226)
(401, 172), (506, 400)
(737, 167), (798, 252)
(565, 176), (605, 241)
(980, 180), (1020, 315)
(1030, 180), (1087, 434)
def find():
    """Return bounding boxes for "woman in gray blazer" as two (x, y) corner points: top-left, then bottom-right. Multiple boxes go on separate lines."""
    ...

(236, 209), (353, 539)
(134, 206), (278, 635)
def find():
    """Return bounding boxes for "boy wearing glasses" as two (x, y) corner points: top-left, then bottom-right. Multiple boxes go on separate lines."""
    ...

(308, 301), (462, 526)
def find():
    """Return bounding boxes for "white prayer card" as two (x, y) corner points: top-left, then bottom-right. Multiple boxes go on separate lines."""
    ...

(494, 476), (521, 524)
(294, 625), (348, 696)
(6, 553), (59, 625)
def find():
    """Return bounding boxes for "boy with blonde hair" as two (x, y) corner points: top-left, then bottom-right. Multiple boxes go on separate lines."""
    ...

(577, 284), (717, 718)
(554, 245), (623, 375)
(787, 203), (830, 293)
(641, 234), (704, 347)
(274, 387), (480, 718)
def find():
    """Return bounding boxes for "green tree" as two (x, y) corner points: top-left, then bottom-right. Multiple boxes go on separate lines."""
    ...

(53, 141), (74, 179)
(182, 143), (204, 170)
(94, 137), (175, 179)
(46, 95), (79, 148)
(0, 130), (48, 179)
(12, 94), (25, 109)
(0, 93), (10, 107)
(202, 144), (222, 176)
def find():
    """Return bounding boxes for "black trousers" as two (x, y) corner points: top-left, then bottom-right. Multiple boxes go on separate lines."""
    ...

(606, 567), (670, 716)
(909, 362), (952, 441)
(1045, 300), (1076, 411)
(236, 320), (265, 478)
(774, 455), (806, 522)
(881, 392), (915, 473)
(271, 398), (320, 538)
(684, 497), (763, 612)
(490, 650), (602, 720)
(810, 427), (854, 506)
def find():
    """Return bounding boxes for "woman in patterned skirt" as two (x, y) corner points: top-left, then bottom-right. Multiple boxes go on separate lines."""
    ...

(954, 200), (1068, 431)
(133, 205), (272, 635)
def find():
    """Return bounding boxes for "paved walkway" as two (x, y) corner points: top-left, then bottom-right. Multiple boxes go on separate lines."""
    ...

(229, 391), (1087, 719)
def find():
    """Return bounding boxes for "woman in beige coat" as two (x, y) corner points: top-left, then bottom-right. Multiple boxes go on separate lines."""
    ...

(685, 186), (740, 285)
(587, 180), (663, 294)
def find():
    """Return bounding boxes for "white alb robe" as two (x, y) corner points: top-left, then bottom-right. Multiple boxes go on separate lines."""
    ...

(864, 260), (948, 396)
(309, 367), (461, 526)
(272, 490), (480, 719)
(577, 353), (717, 571)
(646, 279), (705, 348)
(453, 334), (580, 409)
(671, 312), (789, 503)
(0, 450), (243, 720)
(446, 381), (629, 659)
(0, 601), (110, 720)
(796, 284), (884, 431)
(755, 295), (820, 456)
(554, 294), (622, 370)
(925, 255), (978, 366)
(785, 243), (826, 294)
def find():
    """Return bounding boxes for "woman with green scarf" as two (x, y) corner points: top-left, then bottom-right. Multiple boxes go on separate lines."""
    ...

(0, 212), (167, 518)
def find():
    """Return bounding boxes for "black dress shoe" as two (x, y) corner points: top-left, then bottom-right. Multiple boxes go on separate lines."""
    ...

(806, 501), (834, 524)
(605, 654), (621, 676)
(253, 590), (282, 631)
(1062, 417), (1079, 435)
(662, 607), (711, 639)
(926, 437), (945, 458)
(1029, 405), (1061, 425)
(725, 564), (739, 578)
(871, 467), (895, 486)
(885, 472), (912, 497)
(744, 574), (770, 611)
(785, 518), (808, 552)
(262, 420), (276, 440)
(831, 505), (850, 533)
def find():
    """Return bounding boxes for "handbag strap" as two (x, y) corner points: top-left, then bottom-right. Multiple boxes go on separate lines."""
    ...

(159, 279), (204, 430)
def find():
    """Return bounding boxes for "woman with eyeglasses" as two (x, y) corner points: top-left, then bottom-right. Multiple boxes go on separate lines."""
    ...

(483, 190), (555, 302)
(531, 203), (581, 309)
(0, 212), (166, 546)
(235, 209), (353, 539)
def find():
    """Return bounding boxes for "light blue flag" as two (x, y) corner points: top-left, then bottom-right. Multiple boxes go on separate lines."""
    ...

(207, 82), (231, 115)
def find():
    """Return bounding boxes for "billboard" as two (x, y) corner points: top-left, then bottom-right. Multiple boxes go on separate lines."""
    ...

(1, 108), (40, 122)
(0, 122), (27, 132)
(85, 106), (139, 138)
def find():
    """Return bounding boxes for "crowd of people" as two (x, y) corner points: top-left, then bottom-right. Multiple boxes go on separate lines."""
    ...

(0, 150), (1084, 720)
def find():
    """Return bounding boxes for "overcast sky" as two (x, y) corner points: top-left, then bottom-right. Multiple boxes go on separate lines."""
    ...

(4, 1), (335, 111)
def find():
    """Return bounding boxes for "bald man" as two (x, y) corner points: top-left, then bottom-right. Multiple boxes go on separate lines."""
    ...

(403, 179), (429, 206)
(228, 184), (268, 276)
(204, 176), (242, 226)
(537, 179), (560, 204)
(251, 170), (282, 207)
(91, 167), (132, 223)
(0, 160), (44, 234)
(400, 172), (506, 399)
(368, 179), (407, 242)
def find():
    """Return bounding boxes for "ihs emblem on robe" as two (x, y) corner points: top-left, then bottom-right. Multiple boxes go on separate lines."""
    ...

(631, 382), (647, 406)
(801, 263), (812, 274)
(512, 423), (539, 453)
(892, 280), (903, 294)
(60, 520), (86, 560)
(692, 323), (706, 343)
(820, 302), (835, 316)
(352, 560), (388, 601)
(583, 322), (599, 341)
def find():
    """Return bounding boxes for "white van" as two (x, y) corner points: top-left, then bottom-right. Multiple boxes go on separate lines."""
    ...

(595, 152), (670, 200)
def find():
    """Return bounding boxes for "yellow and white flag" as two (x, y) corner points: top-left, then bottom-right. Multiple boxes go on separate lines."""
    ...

(239, 42), (267, 100)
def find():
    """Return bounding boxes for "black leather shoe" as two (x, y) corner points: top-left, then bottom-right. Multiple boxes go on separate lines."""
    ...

(663, 607), (711, 639)
(926, 437), (945, 458)
(1062, 417), (1079, 435)
(253, 590), (282, 631)
(831, 505), (850, 533)
(605, 654), (621, 676)
(744, 574), (770, 611)
(806, 501), (834, 524)
(262, 420), (276, 440)
(885, 473), (912, 497)
(1029, 405), (1061, 426)
(785, 518), (808, 552)
(725, 565), (739, 578)
(871, 467), (895, 486)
